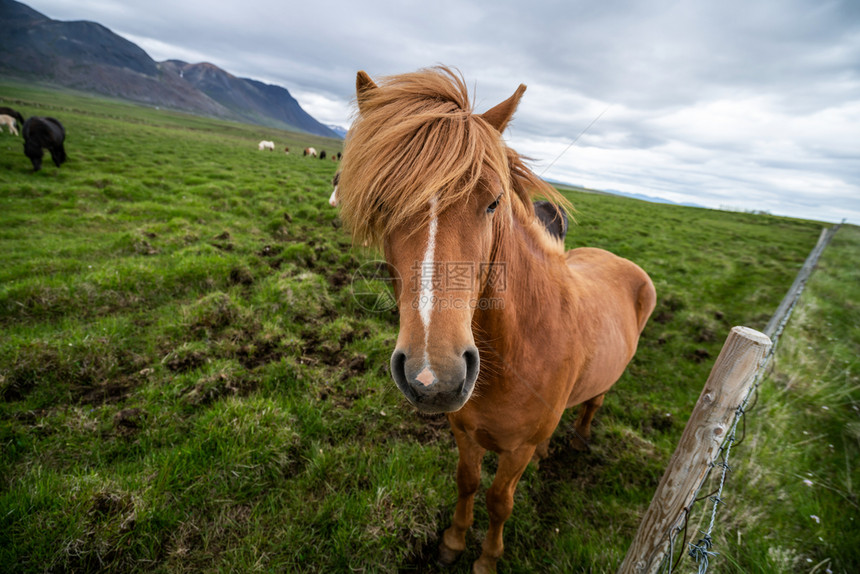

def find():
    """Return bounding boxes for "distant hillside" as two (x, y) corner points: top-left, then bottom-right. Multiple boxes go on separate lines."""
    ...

(328, 125), (349, 139)
(547, 179), (705, 209)
(605, 189), (705, 209)
(0, 0), (339, 138)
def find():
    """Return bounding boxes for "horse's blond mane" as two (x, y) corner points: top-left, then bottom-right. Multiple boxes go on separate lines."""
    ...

(337, 66), (569, 247)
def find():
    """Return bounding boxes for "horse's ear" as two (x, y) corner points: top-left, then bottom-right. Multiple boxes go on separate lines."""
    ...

(481, 84), (527, 133)
(356, 71), (378, 113)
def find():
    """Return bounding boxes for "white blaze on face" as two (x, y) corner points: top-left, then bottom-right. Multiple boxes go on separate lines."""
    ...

(328, 187), (338, 207)
(416, 197), (439, 384)
(419, 197), (438, 330)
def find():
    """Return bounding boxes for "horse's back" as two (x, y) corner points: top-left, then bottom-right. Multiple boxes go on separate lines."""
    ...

(564, 247), (656, 406)
(566, 246), (655, 333)
(45, 117), (64, 136)
(23, 116), (64, 141)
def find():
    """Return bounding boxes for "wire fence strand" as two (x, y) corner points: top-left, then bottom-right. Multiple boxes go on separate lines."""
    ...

(660, 223), (841, 573)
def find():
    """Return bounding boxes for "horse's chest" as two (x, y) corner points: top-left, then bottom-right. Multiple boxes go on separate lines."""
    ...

(457, 404), (558, 453)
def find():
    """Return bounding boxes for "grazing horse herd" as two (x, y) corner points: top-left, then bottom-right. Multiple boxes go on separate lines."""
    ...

(0, 103), (339, 173)
(1, 106), (67, 171)
(256, 141), (343, 163)
(0, 102), (342, 181)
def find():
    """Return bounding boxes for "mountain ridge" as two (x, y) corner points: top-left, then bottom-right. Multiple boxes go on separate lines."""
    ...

(0, 0), (340, 138)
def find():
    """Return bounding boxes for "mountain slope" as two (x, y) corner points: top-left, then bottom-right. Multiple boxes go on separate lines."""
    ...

(0, 0), (230, 117)
(0, 0), (339, 138)
(160, 61), (338, 137)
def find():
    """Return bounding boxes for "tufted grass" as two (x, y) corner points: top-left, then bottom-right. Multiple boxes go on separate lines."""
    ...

(1, 82), (856, 573)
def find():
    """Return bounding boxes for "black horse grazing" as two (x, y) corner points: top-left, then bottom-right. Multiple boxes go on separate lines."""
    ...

(533, 199), (569, 241)
(22, 116), (66, 171)
(0, 106), (25, 130)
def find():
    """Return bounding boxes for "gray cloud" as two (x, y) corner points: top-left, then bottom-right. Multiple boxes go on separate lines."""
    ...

(24, 0), (860, 223)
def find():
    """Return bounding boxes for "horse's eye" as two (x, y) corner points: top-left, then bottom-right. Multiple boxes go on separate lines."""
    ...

(487, 195), (501, 214)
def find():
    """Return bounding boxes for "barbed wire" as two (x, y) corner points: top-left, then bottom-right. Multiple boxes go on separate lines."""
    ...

(656, 223), (842, 574)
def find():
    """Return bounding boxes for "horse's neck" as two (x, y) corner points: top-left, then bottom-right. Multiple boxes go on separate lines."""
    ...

(477, 209), (572, 346)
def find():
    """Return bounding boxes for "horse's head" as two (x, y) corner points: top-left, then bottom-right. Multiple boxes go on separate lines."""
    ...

(337, 67), (532, 413)
(381, 173), (505, 414)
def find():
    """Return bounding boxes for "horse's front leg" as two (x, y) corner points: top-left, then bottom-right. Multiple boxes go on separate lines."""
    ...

(473, 445), (536, 574)
(439, 426), (486, 565)
(572, 393), (605, 451)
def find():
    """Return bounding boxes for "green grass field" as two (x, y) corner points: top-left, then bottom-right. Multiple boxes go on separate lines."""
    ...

(1, 83), (857, 573)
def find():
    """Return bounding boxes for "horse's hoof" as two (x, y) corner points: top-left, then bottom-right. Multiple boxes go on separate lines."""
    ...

(472, 556), (498, 574)
(570, 435), (591, 452)
(437, 541), (463, 567)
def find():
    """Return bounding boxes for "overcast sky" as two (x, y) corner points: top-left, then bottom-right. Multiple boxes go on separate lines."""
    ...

(25, 0), (860, 224)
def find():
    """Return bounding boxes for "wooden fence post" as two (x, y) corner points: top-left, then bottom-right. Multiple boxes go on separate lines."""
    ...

(618, 326), (772, 574)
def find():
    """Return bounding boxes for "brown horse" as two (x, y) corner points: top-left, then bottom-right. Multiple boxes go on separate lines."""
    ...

(336, 66), (656, 573)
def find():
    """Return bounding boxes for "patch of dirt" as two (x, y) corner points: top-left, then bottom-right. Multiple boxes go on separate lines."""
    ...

(1, 371), (36, 402)
(397, 505), (470, 573)
(661, 293), (686, 312)
(653, 310), (674, 324)
(694, 327), (717, 343)
(327, 268), (351, 289)
(90, 490), (134, 519)
(257, 244), (277, 257)
(318, 387), (365, 410)
(690, 348), (711, 362)
(182, 371), (257, 407)
(641, 409), (676, 436)
(257, 244), (285, 269)
(113, 407), (146, 436)
(297, 320), (373, 380)
(3, 342), (149, 406)
(386, 411), (452, 445)
(133, 236), (160, 255)
(163, 348), (208, 372)
(342, 353), (367, 375)
(77, 378), (135, 405)
(210, 231), (233, 251)
(235, 332), (285, 369)
(228, 266), (254, 286)
(533, 440), (595, 484)
(301, 334), (341, 366)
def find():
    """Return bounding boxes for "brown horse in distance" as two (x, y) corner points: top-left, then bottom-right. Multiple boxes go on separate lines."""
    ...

(336, 66), (656, 573)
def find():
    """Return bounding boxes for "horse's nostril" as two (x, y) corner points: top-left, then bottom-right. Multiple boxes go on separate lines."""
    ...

(390, 350), (407, 386)
(463, 346), (480, 385)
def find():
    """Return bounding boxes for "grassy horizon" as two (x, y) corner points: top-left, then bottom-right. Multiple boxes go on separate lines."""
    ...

(1, 84), (857, 573)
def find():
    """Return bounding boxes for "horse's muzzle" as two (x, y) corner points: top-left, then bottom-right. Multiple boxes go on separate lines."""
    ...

(390, 346), (479, 414)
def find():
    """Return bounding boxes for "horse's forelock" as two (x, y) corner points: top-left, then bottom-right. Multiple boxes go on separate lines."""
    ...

(337, 66), (568, 248)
